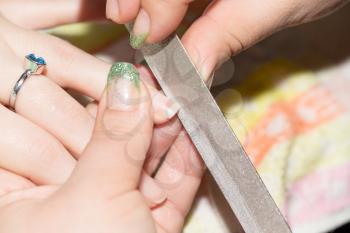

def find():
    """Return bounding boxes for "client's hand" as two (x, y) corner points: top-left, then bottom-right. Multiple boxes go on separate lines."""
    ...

(0, 9), (180, 206)
(0, 65), (204, 233)
(0, 0), (199, 200)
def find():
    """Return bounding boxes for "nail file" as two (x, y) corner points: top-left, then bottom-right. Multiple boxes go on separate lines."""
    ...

(127, 28), (292, 233)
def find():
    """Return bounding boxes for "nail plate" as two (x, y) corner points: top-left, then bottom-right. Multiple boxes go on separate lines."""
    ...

(106, 0), (120, 21)
(143, 178), (167, 205)
(153, 92), (180, 120)
(107, 62), (141, 111)
(165, 100), (180, 119)
(130, 9), (150, 49)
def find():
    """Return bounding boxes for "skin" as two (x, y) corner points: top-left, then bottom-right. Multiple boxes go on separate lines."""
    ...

(8, 0), (346, 182)
(106, 0), (349, 80)
(0, 68), (205, 233)
(5, 0), (345, 230)
(0, 2), (204, 232)
(104, 0), (349, 175)
(0, 1), (185, 180)
(0, 3), (181, 187)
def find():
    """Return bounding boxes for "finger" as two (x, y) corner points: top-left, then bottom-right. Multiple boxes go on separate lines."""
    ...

(139, 172), (167, 208)
(144, 117), (182, 174)
(86, 101), (98, 118)
(1, 20), (177, 156)
(0, 168), (35, 196)
(84, 70), (180, 125)
(106, 0), (141, 24)
(82, 101), (168, 206)
(1, 19), (179, 122)
(0, 185), (58, 208)
(137, 65), (160, 89)
(148, 82), (179, 124)
(138, 66), (182, 174)
(0, 50), (95, 156)
(134, 0), (193, 46)
(138, 65), (180, 123)
(141, 0), (192, 43)
(0, 105), (76, 185)
(0, 17), (109, 100)
(70, 100), (168, 207)
(16, 76), (96, 156)
(152, 131), (205, 232)
(84, 100), (182, 176)
(67, 63), (153, 198)
(0, 22), (95, 155)
(127, 0), (194, 48)
(182, 0), (293, 81)
(0, 0), (106, 29)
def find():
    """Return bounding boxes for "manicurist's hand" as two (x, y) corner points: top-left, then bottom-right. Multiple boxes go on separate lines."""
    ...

(106, 0), (349, 81)
(0, 64), (204, 233)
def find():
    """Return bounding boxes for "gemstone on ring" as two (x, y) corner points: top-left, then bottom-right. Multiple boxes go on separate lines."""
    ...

(25, 53), (47, 75)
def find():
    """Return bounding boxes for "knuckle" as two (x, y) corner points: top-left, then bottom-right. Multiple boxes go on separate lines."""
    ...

(99, 109), (146, 140)
(27, 138), (57, 169)
(44, 35), (77, 84)
(26, 135), (69, 183)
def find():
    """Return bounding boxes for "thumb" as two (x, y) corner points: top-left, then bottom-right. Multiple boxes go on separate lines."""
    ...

(65, 62), (153, 198)
(182, 0), (293, 81)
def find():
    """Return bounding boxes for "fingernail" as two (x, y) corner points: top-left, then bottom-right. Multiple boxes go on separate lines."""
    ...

(204, 71), (215, 88)
(153, 92), (180, 119)
(199, 67), (212, 84)
(107, 62), (141, 111)
(130, 9), (150, 49)
(106, 0), (120, 21)
(187, 45), (224, 87)
(143, 179), (167, 204)
(166, 100), (180, 119)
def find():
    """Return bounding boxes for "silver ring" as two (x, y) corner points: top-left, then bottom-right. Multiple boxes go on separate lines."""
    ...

(8, 69), (33, 111)
(8, 54), (46, 111)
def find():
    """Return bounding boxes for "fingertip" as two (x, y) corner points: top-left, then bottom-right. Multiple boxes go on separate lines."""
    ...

(129, 9), (151, 49)
(140, 172), (167, 207)
(67, 63), (154, 198)
(181, 16), (233, 82)
(145, 4), (188, 44)
(106, 0), (120, 22)
(152, 91), (180, 125)
(97, 63), (152, 131)
(137, 66), (179, 124)
(85, 102), (98, 118)
(106, 0), (140, 24)
(128, 0), (190, 47)
(137, 65), (159, 89)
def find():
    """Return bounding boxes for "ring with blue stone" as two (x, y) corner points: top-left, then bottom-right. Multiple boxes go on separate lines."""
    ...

(8, 54), (47, 111)
(25, 53), (47, 75)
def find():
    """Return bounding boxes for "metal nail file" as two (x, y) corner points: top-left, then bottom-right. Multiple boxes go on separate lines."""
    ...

(129, 29), (292, 233)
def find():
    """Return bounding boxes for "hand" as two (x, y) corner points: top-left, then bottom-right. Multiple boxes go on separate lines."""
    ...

(0, 3), (181, 207)
(106, 0), (349, 80)
(0, 67), (204, 233)
(0, 0), (202, 181)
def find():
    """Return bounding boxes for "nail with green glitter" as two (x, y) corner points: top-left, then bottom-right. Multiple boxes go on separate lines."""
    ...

(129, 9), (150, 49)
(130, 33), (148, 49)
(107, 62), (141, 111)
